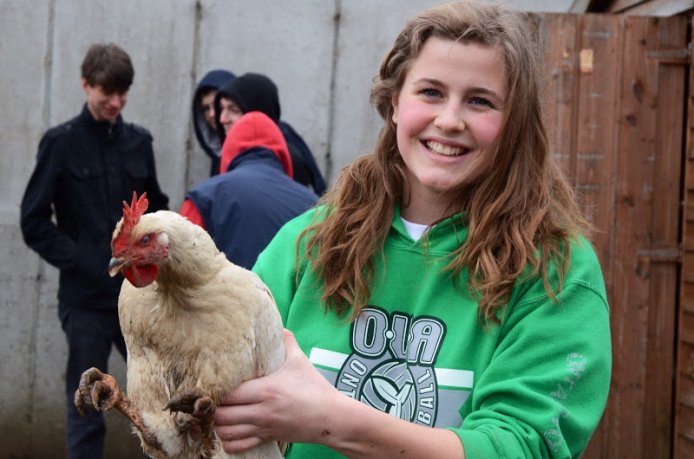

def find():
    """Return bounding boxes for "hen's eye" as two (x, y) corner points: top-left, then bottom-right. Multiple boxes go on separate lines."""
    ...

(140, 235), (150, 246)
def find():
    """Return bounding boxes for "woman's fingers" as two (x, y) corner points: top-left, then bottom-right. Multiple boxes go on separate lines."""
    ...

(215, 422), (258, 441)
(219, 377), (266, 405)
(214, 399), (264, 425)
(219, 435), (264, 453)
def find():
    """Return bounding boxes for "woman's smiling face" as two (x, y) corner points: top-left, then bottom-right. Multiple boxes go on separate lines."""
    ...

(392, 37), (507, 204)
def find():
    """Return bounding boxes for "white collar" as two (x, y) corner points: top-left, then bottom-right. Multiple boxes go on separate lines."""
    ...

(400, 216), (430, 241)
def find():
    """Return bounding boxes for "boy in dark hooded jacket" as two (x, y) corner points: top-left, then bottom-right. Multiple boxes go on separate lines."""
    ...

(191, 69), (235, 176)
(215, 72), (326, 195)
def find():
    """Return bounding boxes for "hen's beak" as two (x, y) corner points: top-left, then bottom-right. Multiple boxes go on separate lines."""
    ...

(108, 257), (127, 277)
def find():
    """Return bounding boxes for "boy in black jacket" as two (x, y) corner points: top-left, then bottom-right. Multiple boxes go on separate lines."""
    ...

(20, 43), (169, 459)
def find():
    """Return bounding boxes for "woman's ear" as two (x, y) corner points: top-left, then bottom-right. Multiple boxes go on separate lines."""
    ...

(391, 92), (399, 124)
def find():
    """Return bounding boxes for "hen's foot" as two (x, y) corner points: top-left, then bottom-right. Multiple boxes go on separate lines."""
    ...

(74, 367), (162, 452)
(165, 387), (216, 418)
(166, 388), (217, 454)
(74, 367), (122, 416)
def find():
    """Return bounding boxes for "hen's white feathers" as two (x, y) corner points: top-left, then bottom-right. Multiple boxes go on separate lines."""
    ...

(117, 210), (284, 458)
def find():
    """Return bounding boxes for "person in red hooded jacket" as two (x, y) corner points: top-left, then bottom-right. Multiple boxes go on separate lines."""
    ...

(180, 111), (318, 269)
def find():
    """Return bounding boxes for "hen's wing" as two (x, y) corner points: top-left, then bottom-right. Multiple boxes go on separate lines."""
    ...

(117, 256), (285, 458)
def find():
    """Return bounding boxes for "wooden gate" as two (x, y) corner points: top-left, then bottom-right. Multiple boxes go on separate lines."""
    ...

(537, 13), (689, 458)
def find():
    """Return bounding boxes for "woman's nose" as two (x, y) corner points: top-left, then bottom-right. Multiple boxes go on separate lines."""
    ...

(434, 104), (465, 132)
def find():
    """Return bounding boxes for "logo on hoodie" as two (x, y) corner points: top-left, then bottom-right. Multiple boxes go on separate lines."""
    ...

(310, 307), (473, 427)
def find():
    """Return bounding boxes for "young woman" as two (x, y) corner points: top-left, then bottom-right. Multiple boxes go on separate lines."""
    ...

(213, 2), (612, 458)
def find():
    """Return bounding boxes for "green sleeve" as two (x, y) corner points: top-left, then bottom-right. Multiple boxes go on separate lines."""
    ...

(453, 240), (612, 458)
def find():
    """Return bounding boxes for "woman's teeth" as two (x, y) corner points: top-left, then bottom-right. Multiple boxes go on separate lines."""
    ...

(425, 140), (466, 156)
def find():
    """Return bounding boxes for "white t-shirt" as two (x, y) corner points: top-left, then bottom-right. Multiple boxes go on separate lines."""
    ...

(400, 217), (430, 241)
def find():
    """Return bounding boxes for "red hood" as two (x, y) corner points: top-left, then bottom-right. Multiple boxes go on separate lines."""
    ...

(219, 111), (293, 177)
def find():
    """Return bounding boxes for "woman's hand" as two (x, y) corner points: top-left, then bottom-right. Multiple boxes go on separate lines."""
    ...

(215, 329), (466, 458)
(214, 329), (343, 453)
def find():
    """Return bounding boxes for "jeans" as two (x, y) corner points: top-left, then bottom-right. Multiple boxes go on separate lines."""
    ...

(60, 306), (127, 459)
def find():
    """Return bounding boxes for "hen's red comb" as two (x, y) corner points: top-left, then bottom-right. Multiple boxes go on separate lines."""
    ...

(122, 191), (149, 233)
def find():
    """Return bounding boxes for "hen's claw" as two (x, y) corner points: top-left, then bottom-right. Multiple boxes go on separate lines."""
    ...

(73, 367), (163, 454)
(74, 367), (122, 416)
(165, 388), (215, 418)
(166, 388), (217, 455)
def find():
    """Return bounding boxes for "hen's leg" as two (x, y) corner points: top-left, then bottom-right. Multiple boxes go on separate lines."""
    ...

(74, 367), (162, 450)
(166, 387), (217, 454)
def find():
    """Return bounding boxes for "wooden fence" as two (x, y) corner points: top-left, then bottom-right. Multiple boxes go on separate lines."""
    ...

(539, 13), (690, 458)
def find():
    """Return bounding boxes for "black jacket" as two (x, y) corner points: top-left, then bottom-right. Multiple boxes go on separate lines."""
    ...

(20, 105), (169, 310)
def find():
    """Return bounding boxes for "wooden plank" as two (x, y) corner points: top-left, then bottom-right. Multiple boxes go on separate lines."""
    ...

(675, 434), (694, 458)
(681, 404), (694, 444)
(535, 15), (618, 458)
(679, 374), (694, 408)
(538, 13), (579, 178)
(572, 16), (622, 458)
(686, 166), (694, 192)
(649, 16), (686, 244)
(573, 14), (621, 290)
(646, 15), (687, 454)
(608, 15), (660, 458)
(686, 193), (694, 223)
(645, 17), (688, 459)
(646, 265), (678, 456)
(683, 312), (694, 346)
(675, 14), (694, 459)
(679, 341), (694, 376)
(682, 283), (694, 313)
(686, 221), (694, 251)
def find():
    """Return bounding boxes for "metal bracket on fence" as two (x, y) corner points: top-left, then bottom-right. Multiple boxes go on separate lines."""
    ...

(636, 246), (683, 263)
(646, 45), (691, 65)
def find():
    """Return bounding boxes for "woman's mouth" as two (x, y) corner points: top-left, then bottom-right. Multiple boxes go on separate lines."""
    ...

(424, 140), (468, 157)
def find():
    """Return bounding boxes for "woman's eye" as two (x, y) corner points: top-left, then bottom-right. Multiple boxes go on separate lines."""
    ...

(469, 97), (494, 108)
(140, 235), (150, 245)
(419, 88), (441, 98)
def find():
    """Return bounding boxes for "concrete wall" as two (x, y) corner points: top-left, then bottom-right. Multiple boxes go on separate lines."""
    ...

(0, 0), (574, 457)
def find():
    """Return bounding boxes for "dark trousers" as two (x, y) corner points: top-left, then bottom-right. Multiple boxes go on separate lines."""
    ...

(60, 306), (127, 459)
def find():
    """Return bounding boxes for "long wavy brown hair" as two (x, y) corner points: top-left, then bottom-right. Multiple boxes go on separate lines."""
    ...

(300, 1), (589, 324)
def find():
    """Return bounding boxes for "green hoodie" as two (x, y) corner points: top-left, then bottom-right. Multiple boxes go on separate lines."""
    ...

(253, 206), (611, 459)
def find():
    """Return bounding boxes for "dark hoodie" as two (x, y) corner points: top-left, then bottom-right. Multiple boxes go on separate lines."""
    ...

(182, 112), (318, 269)
(192, 69), (235, 176)
(215, 72), (327, 195)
